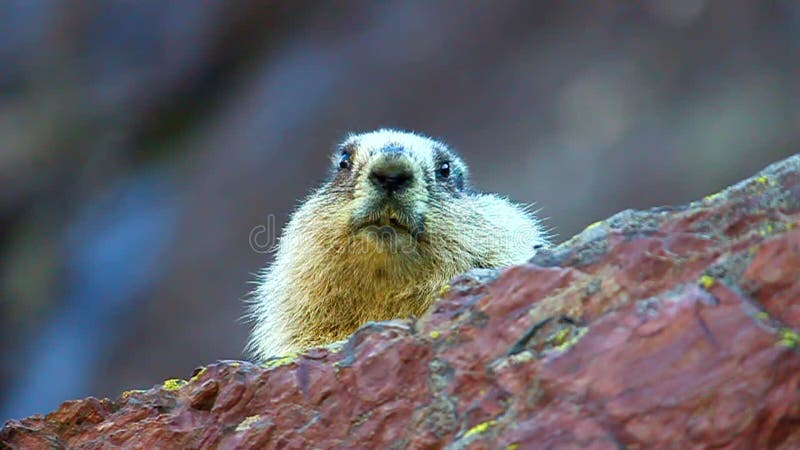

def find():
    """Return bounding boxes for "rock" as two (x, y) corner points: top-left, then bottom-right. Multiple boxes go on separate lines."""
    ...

(3, 154), (800, 449)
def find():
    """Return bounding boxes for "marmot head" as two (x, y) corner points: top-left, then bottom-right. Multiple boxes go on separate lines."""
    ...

(324, 129), (469, 244)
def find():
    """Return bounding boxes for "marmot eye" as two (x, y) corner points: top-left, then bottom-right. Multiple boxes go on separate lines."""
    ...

(437, 162), (451, 178)
(338, 152), (351, 170)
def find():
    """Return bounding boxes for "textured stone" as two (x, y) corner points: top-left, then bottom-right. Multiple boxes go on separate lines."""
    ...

(3, 155), (800, 449)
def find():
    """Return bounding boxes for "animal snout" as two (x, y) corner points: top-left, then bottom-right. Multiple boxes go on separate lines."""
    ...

(369, 165), (413, 194)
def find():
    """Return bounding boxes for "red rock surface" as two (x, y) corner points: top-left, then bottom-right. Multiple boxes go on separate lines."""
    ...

(3, 155), (800, 449)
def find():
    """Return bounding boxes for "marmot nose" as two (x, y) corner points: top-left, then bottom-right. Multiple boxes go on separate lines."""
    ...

(369, 167), (413, 194)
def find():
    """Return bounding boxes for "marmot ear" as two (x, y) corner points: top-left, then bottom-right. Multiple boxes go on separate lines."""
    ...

(453, 171), (466, 190)
(461, 156), (470, 176)
(454, 158), (469, 190)
(330, 141), (357, 168)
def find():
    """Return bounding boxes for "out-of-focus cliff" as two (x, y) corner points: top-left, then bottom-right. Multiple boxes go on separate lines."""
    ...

(1, 1), (799, 420)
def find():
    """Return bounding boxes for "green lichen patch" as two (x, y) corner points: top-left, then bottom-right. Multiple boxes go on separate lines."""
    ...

(189, 367), (207, 383)
(322, 339), (345, 353)
(548, 328), (571, 347)
(583, 220), (605, 232)
(464, 419), (497, 438)
(698, 275), (715, 290)
(703, 191), (724, 203)
(508, 350), (534, 364)
(162, 378), (188, 391)
(552, 326), (588, 352)
(262, 353), (298, 369)
(779, 328), (799, 348)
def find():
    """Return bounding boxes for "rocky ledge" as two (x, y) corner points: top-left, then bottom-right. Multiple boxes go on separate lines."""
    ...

(3, 155), (800, 449)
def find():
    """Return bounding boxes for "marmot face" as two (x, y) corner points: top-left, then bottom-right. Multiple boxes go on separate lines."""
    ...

(325, 129), (468, 247)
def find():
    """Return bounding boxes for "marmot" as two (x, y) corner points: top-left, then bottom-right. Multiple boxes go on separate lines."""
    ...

(246, 129), (549, 360)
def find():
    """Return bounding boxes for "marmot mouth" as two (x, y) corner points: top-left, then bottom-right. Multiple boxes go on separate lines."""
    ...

(359, 218), (411, 233)
(387, 217), (406, 229)
(351, 211), (422, 237)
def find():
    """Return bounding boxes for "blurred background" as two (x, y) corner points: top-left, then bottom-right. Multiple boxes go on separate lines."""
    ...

(1, 0), (799, 421)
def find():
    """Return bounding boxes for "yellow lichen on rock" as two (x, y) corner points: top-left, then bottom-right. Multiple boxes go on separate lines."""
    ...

(262, 354), (298, 369)
(698, 275), (715, 289)
(189, 367), (207, 383)
(464, 420), (497, 438)
(553, 327), (588, 352)
(779, 328), (799, 348)
(162, 379), (188, 391)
